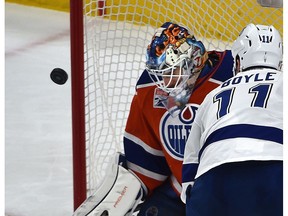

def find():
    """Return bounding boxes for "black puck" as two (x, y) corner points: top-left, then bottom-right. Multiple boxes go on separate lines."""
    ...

(50, 68), (68, 85)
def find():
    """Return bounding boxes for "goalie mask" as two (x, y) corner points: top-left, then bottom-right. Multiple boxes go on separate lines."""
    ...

(146, 22), (207, 112)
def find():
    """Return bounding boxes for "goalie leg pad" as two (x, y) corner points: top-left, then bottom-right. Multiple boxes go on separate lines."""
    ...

(73, 154), (143, 216)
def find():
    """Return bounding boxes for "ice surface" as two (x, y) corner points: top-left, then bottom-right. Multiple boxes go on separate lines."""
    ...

(5, 3), (73, 215)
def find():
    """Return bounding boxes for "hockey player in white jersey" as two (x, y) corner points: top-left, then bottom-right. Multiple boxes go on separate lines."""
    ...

(181, 23), (283, 216)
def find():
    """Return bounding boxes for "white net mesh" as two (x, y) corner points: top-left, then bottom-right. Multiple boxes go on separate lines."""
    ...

(81, 0), (283, 195)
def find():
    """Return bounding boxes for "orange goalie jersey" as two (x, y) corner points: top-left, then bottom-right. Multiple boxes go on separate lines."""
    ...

(124, 50), (234, 196)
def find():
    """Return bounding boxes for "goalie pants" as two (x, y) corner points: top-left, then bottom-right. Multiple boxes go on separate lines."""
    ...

(185, 160), (283, 216)
(138, 179), (185, 216)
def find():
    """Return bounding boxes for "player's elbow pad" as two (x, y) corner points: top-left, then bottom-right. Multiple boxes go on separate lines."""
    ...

(73, 155), (144, 216)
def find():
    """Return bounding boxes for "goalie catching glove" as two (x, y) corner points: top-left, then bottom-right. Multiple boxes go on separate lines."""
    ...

(73, 153), (145, 216)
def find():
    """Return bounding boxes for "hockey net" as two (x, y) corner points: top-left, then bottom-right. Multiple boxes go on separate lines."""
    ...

(70, 0), (283, 209)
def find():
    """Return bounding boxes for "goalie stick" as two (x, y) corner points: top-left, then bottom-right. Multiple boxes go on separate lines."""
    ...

(73, 153), (145, 216)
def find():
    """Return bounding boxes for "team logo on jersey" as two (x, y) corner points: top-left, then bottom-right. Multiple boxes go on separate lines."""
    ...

(160, 104), (199, 160)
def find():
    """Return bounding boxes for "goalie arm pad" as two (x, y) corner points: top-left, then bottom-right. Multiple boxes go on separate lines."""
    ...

(73, 155), (144, 216)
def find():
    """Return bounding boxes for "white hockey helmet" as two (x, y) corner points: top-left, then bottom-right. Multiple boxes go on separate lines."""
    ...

(231, 23), (283, 72)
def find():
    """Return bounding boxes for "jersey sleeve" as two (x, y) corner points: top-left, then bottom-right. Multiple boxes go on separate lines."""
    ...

(180, 105), (203, 203)
(124, 90), (171, 196)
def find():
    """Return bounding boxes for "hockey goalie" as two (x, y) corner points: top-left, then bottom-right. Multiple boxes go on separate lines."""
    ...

(73, 21), (236, 216)
(72, 153), (145, 216)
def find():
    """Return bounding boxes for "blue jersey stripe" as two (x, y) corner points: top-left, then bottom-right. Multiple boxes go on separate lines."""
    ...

(136, 69), (154, 86)
(182, 163), (198, 183)
(198, 124), (283, 160)
(124, 137), (171, 176)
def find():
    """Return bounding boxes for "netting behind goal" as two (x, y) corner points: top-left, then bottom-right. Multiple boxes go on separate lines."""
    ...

(70, 0), (283, 209)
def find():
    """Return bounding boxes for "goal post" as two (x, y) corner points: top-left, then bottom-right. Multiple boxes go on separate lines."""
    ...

(70, 0), (283, 210)
(70, 0), (86, 209)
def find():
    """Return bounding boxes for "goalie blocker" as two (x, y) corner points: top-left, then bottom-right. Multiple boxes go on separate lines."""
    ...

(73, 153), (145, 216)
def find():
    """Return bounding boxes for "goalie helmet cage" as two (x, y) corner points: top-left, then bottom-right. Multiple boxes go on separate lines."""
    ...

(70, 0), (283, 210)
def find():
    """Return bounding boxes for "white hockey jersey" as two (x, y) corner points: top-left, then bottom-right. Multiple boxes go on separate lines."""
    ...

(181, 68), (283, 203)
